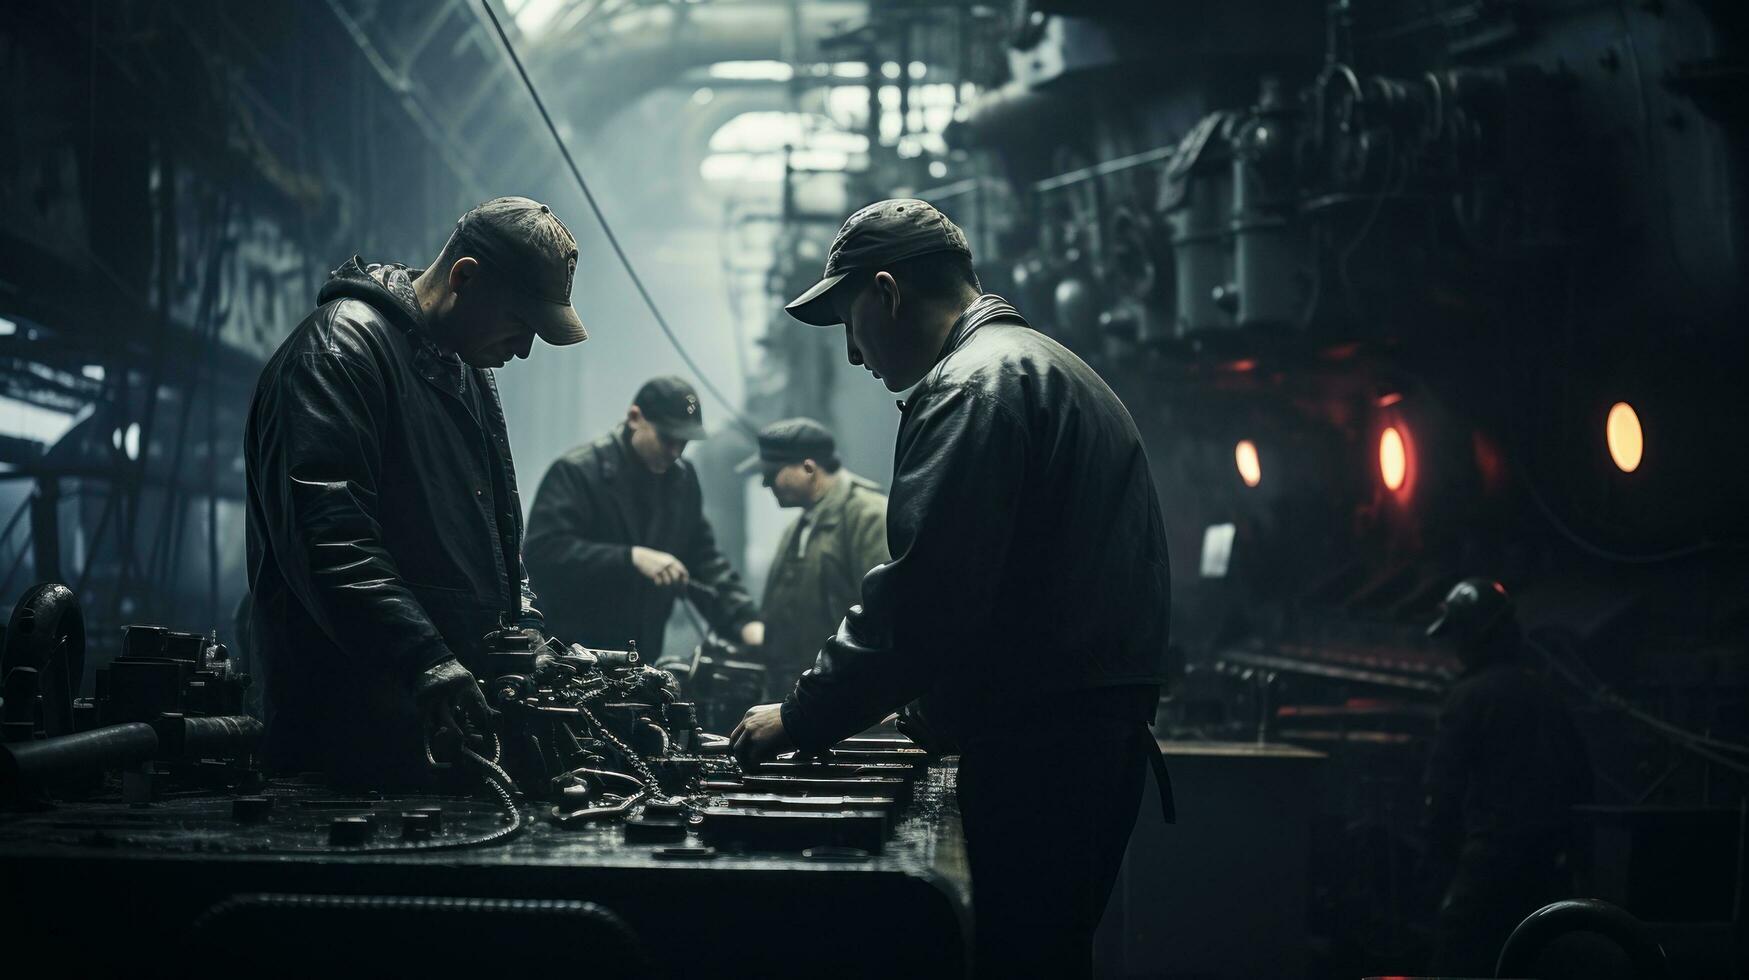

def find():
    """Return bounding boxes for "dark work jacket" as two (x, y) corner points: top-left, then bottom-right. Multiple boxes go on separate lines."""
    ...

(781, 295), (1172, 752)
(244, 259), (541, 786)
(1423, 656), (1594, 859)
(523, 427), (758, 660)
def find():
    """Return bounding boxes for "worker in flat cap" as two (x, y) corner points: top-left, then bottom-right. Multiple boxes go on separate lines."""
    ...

(732, 199), (1174, 979)
(1421, 577), (1593, 975)
(525, 376), (763, 661)
(740, 418), (889, 697)
(245, 196), (586, 788)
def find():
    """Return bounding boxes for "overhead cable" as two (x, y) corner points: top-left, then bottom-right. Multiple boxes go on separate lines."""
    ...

(479, 0), (758, 439)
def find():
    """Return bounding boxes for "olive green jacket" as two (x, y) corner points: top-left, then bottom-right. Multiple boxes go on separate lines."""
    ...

(760, 471), (889, 688)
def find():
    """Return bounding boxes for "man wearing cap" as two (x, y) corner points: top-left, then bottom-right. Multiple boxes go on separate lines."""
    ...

(731, 199), (1174, 978)
(524, 376), (763, 661)
(245, 196), (587, 787)
(740, 418), (888, 696)
(1421, 577), (1593, 975)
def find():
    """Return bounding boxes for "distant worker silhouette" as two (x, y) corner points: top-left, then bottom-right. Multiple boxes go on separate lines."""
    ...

(1422, 577), (1594, 975)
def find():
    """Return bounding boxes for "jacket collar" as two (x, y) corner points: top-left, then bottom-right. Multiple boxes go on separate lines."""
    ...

(596, 423), (681, 538)
(805, 468), (868, 528)
(936, 293), (1024, 364)
(607, 424), (681, 486)
(898, 294), (1026, 415)
(322, 258), (477, 407)
(581, 426), (635, 539)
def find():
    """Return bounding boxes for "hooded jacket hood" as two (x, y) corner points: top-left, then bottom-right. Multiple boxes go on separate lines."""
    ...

(317, 257), (427, 336)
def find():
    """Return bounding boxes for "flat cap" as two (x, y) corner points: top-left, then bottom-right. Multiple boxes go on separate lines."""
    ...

(736, 418), (838, 474)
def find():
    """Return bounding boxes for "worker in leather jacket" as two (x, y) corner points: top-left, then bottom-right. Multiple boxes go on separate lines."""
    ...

(244, 196), (586, 788)
(523, 376), (763, 662)
(732, 199), (1175, 979)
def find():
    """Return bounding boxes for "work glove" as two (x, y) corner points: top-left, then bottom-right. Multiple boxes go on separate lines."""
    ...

(414, 657), (497, 767)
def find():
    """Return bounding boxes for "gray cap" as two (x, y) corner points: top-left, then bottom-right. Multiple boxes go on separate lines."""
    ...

(737, 418), (838, 474)
(449, 196), (587, 346)
(784, 198), (971, 327)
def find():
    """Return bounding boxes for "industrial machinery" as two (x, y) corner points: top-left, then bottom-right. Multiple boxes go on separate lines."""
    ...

(0, 583), (956, 976)
(748, 1), (1747, 974)
(2, 585), (260, 802)
(1, 583), (932, 854)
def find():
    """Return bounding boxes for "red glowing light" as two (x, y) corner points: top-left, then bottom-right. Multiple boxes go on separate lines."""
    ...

(1379, 426), (1409, 492)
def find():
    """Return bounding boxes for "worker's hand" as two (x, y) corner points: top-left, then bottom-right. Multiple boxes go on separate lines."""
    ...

(414, 658), (497, 766)
(740, 620), (766, 647)
(631, 546), (690, 589)
(730, 703), (792, 769)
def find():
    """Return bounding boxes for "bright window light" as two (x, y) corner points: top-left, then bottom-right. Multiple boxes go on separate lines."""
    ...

(702, 111), (864, 183)
(1200, 523), (1236, 578)
(709, 61), (794, 82)
(111, 422), (142, 459)
(1606, 401), (1643, 473)
(506, 0), (563, 35)
(0, 395), (82, 446)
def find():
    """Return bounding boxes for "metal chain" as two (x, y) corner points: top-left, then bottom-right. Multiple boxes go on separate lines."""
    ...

(573, 698), (675, 804)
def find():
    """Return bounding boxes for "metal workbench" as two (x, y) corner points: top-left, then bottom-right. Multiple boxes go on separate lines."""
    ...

(0, 763), (970, 978)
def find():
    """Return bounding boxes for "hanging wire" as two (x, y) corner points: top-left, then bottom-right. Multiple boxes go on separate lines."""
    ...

(1528, 637), (1749, 776)
(478, 0), (758, 439)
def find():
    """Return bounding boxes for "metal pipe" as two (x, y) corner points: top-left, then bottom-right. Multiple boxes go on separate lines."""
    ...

(1034, 145), (1179, 195)
(154, 714), (264, 760)
(0, 722), (158, 789)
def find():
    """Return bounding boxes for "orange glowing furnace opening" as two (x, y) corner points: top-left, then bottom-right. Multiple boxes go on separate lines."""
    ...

(1379, 427), (1408, 492)
(1607, 401), (1643, 473)
(1235, 440), (1262, 488)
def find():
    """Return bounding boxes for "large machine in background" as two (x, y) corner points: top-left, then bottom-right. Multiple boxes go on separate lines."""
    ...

(1, 0), (1744, 974)
(758, 0), (1748, 971)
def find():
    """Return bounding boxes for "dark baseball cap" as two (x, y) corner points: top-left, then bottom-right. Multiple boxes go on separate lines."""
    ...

(633, 376), (707, 441)
(784, 198), (972, 326)
(1426, 578), (1513, 639)
(736, 418), (838, 474)
(448, 196), (587, 346)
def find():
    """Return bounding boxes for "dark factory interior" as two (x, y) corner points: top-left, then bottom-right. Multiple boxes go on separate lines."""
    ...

(2, 1), (1745, 977)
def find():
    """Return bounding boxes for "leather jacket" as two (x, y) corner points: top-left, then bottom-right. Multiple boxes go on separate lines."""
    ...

(780, 295), (1172, 752)
(244, 258), (540, 785)
(523, 426), (758, 661)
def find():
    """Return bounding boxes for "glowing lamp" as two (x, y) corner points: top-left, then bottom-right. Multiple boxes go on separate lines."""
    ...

(1606, 401), (1642, 473)
(1379, 426), (1408, 492)
(1235, 440), (1262, 488)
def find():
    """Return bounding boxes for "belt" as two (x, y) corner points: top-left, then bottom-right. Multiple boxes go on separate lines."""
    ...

(1140, 726), (1176, 824)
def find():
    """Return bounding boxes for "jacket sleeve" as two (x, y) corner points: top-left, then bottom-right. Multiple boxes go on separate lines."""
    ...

(782, 386), (1027, 752)
(682, 497), (759, 636)
(523, 457), (634, 590)
(252, 343), (451, 678)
